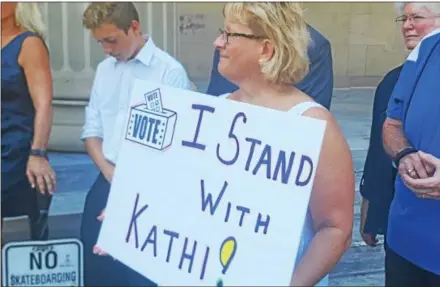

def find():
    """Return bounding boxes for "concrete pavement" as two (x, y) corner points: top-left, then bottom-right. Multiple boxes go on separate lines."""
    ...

(3, 88), (386, 286)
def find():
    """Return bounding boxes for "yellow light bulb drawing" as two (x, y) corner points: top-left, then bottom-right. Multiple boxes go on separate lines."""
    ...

(219, 236), (237, 275)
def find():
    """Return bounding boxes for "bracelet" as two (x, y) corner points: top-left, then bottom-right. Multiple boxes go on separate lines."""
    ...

(394, 147), (418, 167)
(30, 149), (48, 159)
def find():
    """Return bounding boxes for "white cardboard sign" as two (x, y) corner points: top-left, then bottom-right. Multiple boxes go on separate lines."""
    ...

(97, 80), (326, 286)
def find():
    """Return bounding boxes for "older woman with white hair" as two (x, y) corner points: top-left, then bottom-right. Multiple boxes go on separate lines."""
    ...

(360, 1), (440, 245)
(1, 2), (56, 243)
(394, 2), (440, 46)
(213, 3), (354, 286)
(381, 2), (440, 286)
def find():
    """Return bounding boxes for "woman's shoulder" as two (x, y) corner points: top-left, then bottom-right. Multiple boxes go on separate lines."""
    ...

(295, 100), (339, 135)
(13, 31), (43, 49)
(289, 101), (325, 116)
(21, 32), (47, 50)
(287, 88), (327, 116)
(19, 34), (49, 64)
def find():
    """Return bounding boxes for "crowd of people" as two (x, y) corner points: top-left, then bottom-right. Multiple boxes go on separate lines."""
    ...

(1, 2), (439, 286)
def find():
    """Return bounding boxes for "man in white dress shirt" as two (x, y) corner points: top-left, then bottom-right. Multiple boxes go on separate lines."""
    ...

(80, 3), (191, 286)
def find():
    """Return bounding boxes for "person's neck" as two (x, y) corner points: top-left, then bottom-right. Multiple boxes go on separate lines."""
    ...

(423, 26), (440, 38)
(126, 34), (147, 62)
(1, 17), (21, 37)
(432, 26), (440, 33)
(236, 75), (294, 103)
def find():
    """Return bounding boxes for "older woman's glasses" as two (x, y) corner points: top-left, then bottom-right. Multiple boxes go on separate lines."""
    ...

(218, 28), (266, 44)
(395, 13), (440, 24)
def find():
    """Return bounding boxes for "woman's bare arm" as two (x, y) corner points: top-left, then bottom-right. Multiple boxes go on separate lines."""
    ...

(291, 107), (354, 286)
(19, 36), (53, 151)
(19, 36), (56, 193)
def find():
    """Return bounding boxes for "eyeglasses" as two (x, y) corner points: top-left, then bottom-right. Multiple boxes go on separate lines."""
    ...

(218, 28), (266, 44)
(395, 13), (440, 24)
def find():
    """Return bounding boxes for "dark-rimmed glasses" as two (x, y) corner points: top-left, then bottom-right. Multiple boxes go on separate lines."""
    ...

(218, 28), (266, 44)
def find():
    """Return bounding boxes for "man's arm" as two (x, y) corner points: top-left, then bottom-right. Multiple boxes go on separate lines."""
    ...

(81, 70), (114, 183)
(84, 138), (114, 182)
(382, 117), (412, 158)
(382, 62), (415, 159)
(382, 69), (431, 179)
(164, 66), (192, 90)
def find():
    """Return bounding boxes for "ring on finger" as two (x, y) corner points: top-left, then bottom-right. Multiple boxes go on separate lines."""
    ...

(44, 174), (53, 187)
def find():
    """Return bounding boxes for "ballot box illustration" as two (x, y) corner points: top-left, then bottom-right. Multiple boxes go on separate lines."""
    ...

(125, 89), (177, 151)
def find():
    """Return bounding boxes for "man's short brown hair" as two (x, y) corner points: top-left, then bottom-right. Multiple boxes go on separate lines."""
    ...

(82, 2), (139, 32)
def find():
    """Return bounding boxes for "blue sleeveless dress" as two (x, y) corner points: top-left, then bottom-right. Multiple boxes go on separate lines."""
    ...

(219, 95), (329, 286)
(1, 31), (39, 215)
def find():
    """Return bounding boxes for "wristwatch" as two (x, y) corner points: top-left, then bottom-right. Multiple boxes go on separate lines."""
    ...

(393, 147), (418, 167)
(30, 149), (48, 159)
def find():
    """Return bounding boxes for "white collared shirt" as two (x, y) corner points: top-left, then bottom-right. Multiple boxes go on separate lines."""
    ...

(81, 36), (191, 164)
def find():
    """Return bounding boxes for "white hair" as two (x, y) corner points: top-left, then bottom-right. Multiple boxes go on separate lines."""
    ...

(15, 2), (46, 39)
(395, 2), (440, 16)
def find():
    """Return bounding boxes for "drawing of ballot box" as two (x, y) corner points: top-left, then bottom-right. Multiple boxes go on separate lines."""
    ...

(125, 104), (177, 151)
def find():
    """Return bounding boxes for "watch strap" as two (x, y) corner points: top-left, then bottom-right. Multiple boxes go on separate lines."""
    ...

(30, 149), (48, 159)
(394, 147), (418, 167)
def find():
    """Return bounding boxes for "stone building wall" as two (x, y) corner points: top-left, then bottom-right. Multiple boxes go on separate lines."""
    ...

(41, 2), (409, 151)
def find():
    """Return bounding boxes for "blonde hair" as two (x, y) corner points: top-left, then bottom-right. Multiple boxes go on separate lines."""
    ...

(83, 2), (139, 32)
(223, 2), (310, 85)
(15, 2), (46, 39)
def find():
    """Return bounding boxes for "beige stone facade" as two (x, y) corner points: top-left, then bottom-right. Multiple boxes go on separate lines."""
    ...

(39, 2), (409, 151)
(303, 2), (409, 87)
(176, 2), (410, 89)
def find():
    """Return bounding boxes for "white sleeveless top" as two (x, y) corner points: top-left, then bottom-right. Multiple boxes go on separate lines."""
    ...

(219, 93), (329, 286)
(219, 93), (323, 115)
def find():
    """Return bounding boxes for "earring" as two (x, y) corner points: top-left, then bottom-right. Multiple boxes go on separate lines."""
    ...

(259, 59), (264, 65)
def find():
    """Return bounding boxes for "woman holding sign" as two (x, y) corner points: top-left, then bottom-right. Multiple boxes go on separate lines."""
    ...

(212, 3), (354, 286)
